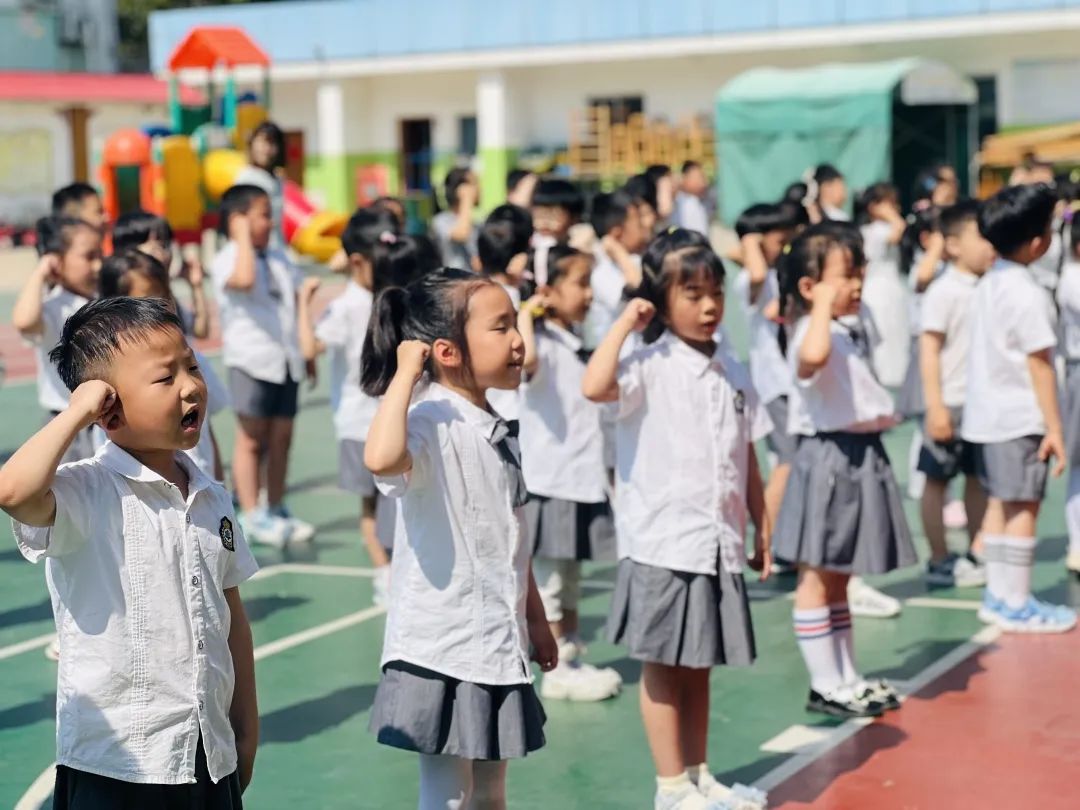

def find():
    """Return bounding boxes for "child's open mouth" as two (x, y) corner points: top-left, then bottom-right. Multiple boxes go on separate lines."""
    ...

(181, 409), (200, 431)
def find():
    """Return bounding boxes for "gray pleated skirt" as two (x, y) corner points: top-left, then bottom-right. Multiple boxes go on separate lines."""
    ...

(523, 495), (616, 560)
(1065, 360), (1080, 466)
(606, 558), (756, 670)
(773, 432), (916, 575)
(369, 661), (546, 761)
(895, 337), (923, 417)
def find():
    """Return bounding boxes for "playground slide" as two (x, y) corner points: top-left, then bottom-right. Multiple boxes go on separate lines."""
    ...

(283, 180), (347, 263)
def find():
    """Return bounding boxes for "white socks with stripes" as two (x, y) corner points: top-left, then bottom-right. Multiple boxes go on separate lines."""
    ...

(794, 607), (843, 693)
(982, 534), (1034, 610)
(829, 603), (859, 683)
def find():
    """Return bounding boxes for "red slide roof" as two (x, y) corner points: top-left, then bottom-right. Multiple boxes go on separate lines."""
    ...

(0, 72), (203, 105)
(167, 27), (270, 71)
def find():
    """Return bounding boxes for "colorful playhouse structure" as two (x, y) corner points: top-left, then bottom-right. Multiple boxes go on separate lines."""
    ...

(99, 27), (345, 261)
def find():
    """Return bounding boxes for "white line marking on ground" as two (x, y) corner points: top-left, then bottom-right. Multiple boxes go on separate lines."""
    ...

(0, 632), (55, 661)
(14, 602), (389, 808)
(13, 764), (55, 810)
(252, 563), (376, 580)
(904, 596), (982, 611)
(759, 724), (844, 755)
(751, 624), (1001, 793)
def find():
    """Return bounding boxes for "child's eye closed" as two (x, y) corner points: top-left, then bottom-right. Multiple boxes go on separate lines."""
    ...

(153, 375), (174, 385)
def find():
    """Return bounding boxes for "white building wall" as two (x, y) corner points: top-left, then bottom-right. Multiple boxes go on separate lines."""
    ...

(0, 103), (71, 223)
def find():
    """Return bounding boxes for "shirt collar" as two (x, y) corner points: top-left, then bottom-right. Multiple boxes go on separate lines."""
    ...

(540, 321), (583, 353)
(97, 441), (213, 497)
(426, 382), (514, 445)
(659, 331), (726, 377)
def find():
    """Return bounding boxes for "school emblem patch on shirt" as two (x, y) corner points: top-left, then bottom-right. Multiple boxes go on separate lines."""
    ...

(734, 390), (746, 415)
(219, 517), (235, 552)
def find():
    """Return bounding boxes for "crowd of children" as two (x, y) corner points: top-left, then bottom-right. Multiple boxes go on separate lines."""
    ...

(3, 144), (1080, 810)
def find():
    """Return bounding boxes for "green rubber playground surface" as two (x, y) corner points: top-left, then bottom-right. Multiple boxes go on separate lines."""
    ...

(1, 287), (1077, 808)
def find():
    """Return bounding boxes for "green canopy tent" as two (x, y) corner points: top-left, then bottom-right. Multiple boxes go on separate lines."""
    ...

(714, 58), (978, 223)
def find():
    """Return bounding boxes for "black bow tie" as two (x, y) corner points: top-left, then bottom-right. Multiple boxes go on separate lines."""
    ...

(490, 418), (519, 443)
(487, 419), (528, 508)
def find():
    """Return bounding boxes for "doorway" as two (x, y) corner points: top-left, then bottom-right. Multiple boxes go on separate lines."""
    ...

(400, 118), (433, 193)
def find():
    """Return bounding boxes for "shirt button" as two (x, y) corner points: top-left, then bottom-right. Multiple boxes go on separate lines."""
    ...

(198, 699), (204, 710)
(186, 515), (192, 525)
(197, 639), (205, 651)
(191, 575), (200, 587)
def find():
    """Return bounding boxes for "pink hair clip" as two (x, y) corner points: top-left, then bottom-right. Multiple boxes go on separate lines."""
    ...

(379, 231), (397, 245)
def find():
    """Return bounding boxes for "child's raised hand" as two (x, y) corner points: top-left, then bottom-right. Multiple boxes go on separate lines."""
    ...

(528, 619), (559, 672)
(68, 380), (118, 430)
(179, 248), (204, 287)
(457, 181), (478, 209)
(1040, 431), (1067, 478)
(762, 299), (782, 323)
(229, 212), (252, 242)
(300, 276), (322, 302)
(601, 233), (630, 262)
(620, 298), (656, 332)
(395, 340), (430, 384)
(810, 280), (840, 309)
(523, 292), (548, 319)
(926, 230), (945, 257)
(36, 253), (61, 286)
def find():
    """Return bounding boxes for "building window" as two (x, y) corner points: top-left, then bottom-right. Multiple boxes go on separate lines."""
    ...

(458, 116), (477, 157)
(587, 96), (644, 125)
(974, 76), (997, 141)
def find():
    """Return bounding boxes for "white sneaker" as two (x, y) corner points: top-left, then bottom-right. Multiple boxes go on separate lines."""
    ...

(847, 577), (901, 618)
(1067, 551), (1080, 575)
(951, 555), (987, 588)
(239, 508), (291, 548)
(44, 638), (60, 661)
(655, 786), (711, 810)
(540, 660), (619, 701)
(562, 637), (623, 692)
(696, 772), (768, 810)
(269, 504), (315, 543)
(373, 566), (390, 608)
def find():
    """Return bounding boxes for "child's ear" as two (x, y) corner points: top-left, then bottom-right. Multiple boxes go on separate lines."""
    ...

(431, 338), (461, 370)
(943, 234), (960, 260)
(99, 395), (125, 433)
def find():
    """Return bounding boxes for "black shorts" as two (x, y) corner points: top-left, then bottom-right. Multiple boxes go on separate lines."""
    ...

(227, 367), (299, 419)
(53, 739), (242, 810)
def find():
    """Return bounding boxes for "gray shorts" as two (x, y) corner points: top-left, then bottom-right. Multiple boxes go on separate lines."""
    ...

(338, 439), (376, 496)
(227, 368), (299, 420)
(917, 407), (979, 482)
(764, 396), (797, 464)
(974, 435), (1048, 503)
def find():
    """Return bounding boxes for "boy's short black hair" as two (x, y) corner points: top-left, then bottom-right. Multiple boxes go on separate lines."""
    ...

(681, 160), (701, 175)
(112, 210), (174, 254)
(644, 164), (671, 183)
(485, 204), (533, 250)
(735, 203), (796, 239)
(49, 297), (184, 392)
(939, 199), (982, 240)
(444, 167), (473, 209)
(250, 120), (286, 170)
(623, 174), (657, 213)
(507, 168), (532, 193)
(51, 183), (99, 218)
(978, 183), (1057, 257)
(36, 216), (96, 256)
(590, 190), (634, 238)
(99, 250), (171, 299)
(218, 184), (269, 237)
(531, 178), (585, 218)
(478, 219), (528, 276)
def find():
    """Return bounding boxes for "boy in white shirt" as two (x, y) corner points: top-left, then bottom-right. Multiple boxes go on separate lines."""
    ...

(0, 297), (259, 807)
(672, 160), (711, 236)
(582, 189), (647, 350)
(212, 185), (313, 547)
(919, 201), (995, 588)
(962, 183), (1075, 632)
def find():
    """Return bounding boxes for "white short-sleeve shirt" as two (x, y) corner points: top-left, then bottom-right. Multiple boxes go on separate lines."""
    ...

(920, 265), (979, 409)
(31, 286), (89, 412)
(583, 247), (636, 350)
(519, 322), (607, 503)
(211, 242), (305, 384)
(615, 332), (772, 576)
(786, 316), (898, 436)
(375, 383), (533, 686)
(314, 281), (379, 442)
(10, 443), (259, 784)
(860, 220), (900, 266)
(1057, 260), (1080, 361)
(673, 192), (710, 236)
(962, 259), (1058, 443)
(732, 268), (792, 405)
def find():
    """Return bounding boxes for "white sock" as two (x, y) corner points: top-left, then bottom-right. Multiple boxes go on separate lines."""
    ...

(908, 425), (926, 500)
(657, 772), (693, 795)
(1067, 468), (1080, 556)
(794, 607), (842, 693)
(419, 754), (472, 810)
(829, 603), (859, 684)
(983, 534), (1034, 609)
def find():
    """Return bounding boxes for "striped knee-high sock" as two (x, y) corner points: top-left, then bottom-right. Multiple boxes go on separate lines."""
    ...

(830, 603), (859, 684)
(794, 607), (842, 694)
